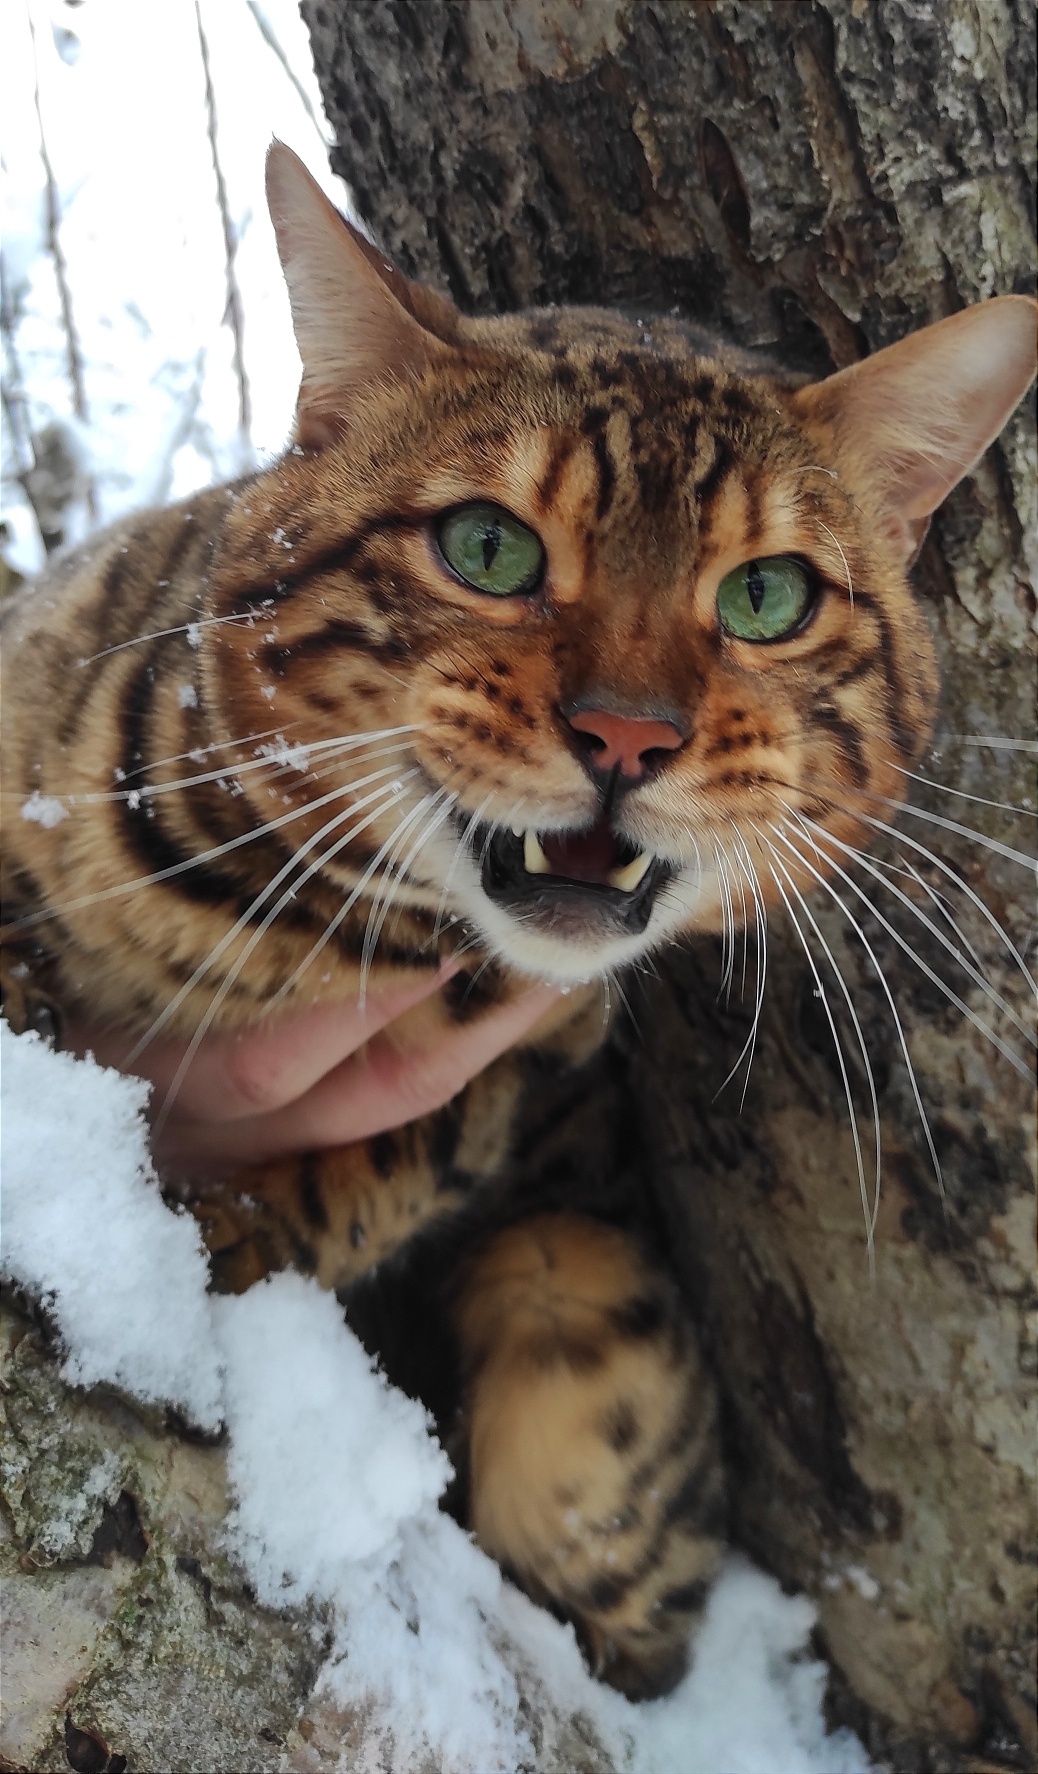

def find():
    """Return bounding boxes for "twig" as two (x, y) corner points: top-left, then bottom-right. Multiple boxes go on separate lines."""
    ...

(150, 348), (208, 507)
(195, 0), (252, 456)
(245, 0), (330, 143)
(26, 2), (98, 525)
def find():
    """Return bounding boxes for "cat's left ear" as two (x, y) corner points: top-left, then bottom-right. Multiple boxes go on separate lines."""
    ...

(266, 141), (461, 448)
(792, 295), (1037, 561)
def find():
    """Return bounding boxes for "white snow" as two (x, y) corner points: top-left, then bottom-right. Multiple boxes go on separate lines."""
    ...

(1, 1025), (873, 1774)
(20, 790), (68, 827)
(0, 1024), (221, 1427)
(2, 0), (345, 576)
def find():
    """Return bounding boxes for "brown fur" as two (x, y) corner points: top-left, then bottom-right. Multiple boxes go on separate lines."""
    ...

(2, 146), (1034, 1698)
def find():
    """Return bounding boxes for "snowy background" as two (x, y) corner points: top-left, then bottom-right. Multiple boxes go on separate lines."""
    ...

(2, 0), (343, 580)
(2, 3), (876, 1769)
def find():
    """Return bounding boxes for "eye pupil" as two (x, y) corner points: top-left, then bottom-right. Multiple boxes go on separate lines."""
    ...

(715, 556), (813, 642)
(481, 523), (501, 571)
(746, 561), (766, 614)
(437, 502), (544, 597)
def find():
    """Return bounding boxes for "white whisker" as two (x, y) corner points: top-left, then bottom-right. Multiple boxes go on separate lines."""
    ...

(891, 855), (985, 976)
(761, 832), (875, 1273)
(275, 790), (437, 1006)
(122, 722), (298, 782)
(130, 770), (412, 1064)
(714, 828), (768, 1107)
(816, 520), (854, 606)
(799, 816), (1032, 1077)
(359, 790), (458, 997)
(889, 761), (1037, 820)
(857, 811), (1038, 1002)
(77, 607), (268, 667)
(150, 779), (414, 1124)
(941, 735), (1038, 755)
(876, 796), (1038, 871)
(773, 818), (943, 1200)
(433, 792), (493, 943)
(5, 751), (415, 931)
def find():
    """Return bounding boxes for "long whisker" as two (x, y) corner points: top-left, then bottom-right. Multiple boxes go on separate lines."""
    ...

(894, 856), (986, 976)
(713, 839), (736, 1002)
(152, 780), (414, 1126)
(357, 791), (447, 995)
(813, 824), (1035, 1044)
(727, 842), (751, 999)
(77, 607), (271, 667)
(887, 761), (1037, 820)
(433, 793), (493, 944)
(359, 790), (458, 998)
(773, 818), (943, 1199)
(798, 816), (1032, 1077)
(714, 828), (768, 1107)
(128, 770), (413, 1064)
(63, 724), (422, 806)
(4, 747), (417, 932)
(815, 520), (854, 606)
(761, 833), (875, 1273)
(941, 735), (1038, 755)
(873, 795), (1037, 872)
(766, 832), (883, 1230)
(122, 722), (299, 782)
(273, 789), (437, 1007)
(856, 810), (1037, 1000)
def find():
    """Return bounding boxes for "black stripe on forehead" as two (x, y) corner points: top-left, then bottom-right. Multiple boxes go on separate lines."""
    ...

(535, 433), (581, 512)
(592, 432), (617, 521)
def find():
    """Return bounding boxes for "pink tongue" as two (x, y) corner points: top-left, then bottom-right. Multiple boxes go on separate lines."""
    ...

(542, 820), (620, 883)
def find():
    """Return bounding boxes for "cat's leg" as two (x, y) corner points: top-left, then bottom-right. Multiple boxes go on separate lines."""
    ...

(186, 1052), (523, 1294)
(453, 1213), (726, 1700)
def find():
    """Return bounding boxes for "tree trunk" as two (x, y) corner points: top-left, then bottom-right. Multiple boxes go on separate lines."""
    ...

(303, 3), (1037, 1769)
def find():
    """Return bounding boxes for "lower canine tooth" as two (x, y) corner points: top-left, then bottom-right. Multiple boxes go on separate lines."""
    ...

(523, 830), (552, 875)
(608, 850), (653, 892)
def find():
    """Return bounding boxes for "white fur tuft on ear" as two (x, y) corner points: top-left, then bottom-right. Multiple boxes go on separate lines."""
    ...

(793, 295), (1037, 560)
(265, 141), (448, 447)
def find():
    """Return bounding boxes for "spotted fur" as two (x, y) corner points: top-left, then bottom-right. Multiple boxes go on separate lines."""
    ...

(2, 146), (1033, 1698)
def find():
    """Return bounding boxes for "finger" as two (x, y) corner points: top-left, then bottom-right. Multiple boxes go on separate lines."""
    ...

(64, 959), (458, 1124)
(162, 982), (560, 1164)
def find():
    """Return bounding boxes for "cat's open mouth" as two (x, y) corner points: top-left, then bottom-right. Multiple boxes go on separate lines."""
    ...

(476, 817), (671, 934)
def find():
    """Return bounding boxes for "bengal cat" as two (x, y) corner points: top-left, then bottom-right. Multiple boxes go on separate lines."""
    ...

(1, 144), (1034, 1700)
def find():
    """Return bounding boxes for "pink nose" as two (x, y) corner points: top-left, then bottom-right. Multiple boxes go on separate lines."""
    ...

(565, 707), (685, 781)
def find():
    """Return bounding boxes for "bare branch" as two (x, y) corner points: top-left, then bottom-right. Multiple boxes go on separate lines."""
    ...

(2, 251), (58, 557)
(195, 0), (251, 456)
(149, 348), (208, 508)
(26, 2), (97, 526)
(245, 0), (330, 144)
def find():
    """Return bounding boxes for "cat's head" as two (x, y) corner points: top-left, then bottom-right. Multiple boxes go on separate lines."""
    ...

(208, 145), (1036, 985)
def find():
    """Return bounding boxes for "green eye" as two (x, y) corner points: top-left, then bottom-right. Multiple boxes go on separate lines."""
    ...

(437, 502), (544, 596)
(716, 557), (813, 642)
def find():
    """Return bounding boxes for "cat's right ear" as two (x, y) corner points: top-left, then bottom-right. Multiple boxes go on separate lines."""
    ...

(266, 142), (455, 449)
(792, 295), (1037, 562)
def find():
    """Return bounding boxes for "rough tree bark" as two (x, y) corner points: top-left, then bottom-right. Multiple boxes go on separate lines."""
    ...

(301, 3), (1037, 1771)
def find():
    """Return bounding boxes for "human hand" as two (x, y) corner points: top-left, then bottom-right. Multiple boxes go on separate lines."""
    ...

(67, 964), (559, 1169)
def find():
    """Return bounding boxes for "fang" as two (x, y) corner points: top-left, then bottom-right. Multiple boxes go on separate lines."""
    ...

(607, 850), (653, 893)
(523, 830), (552, 875)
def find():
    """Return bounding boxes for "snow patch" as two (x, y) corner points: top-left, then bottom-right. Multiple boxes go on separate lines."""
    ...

(0, 1026), (873, 1773)
(0, 1024), (221, 1427)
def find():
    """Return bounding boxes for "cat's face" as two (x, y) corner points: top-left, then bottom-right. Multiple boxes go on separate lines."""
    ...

(206, 148), (1036, 985)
